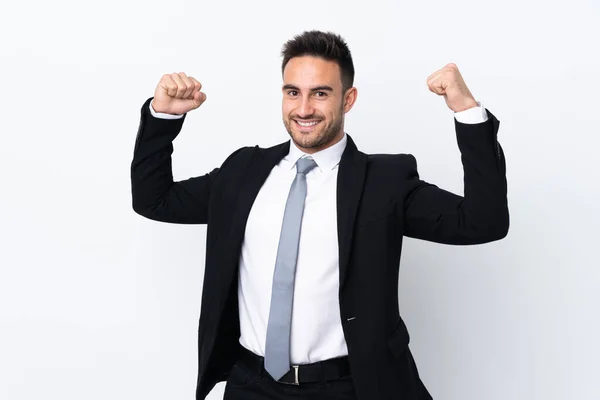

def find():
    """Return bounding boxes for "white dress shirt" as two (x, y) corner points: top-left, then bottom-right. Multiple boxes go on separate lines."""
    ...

(150, 101), (488, 364)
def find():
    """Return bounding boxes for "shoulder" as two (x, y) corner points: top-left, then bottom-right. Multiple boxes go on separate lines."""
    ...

(366, 152), (418, 172)
(220, 140), (288, 169)
(220, 143), (267, 167)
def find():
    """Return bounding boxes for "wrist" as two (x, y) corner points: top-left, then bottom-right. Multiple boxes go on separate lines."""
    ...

(149, 99), (184, 119)
(150, 99), (165, 114)
(453, 98), (478, 113)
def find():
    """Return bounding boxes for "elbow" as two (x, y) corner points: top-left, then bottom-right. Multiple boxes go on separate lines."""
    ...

(132, 202), (164, 222)
(491, 220), (509, 241)
(132, 200), (150, 219)
(496, 207), (510, 239)
(481, 208), (510, 243)
(499, 216), (510, 240)
(131, 186), (161, 221)
(131, 196), (157, 220)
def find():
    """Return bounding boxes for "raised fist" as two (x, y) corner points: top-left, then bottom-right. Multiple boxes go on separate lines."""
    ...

(426, 63), (478, 113)
(152, 72), (206, 115)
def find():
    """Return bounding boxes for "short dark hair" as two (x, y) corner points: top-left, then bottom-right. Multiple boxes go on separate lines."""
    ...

(281, 30), (355, 92)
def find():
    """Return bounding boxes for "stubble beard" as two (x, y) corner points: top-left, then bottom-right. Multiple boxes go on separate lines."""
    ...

(284, 106), (344, 151)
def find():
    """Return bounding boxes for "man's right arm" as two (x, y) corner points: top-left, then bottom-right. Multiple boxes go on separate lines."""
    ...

(131, 72), (238, 224)
(131, 97), (217, 224)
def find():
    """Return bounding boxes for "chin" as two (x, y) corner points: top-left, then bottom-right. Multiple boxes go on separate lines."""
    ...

(292, 131), (323, 149)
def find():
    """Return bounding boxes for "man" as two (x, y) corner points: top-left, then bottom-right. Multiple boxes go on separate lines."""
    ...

(131, 30), (508, 400)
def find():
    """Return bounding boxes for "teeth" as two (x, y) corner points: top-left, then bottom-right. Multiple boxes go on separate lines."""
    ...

(297, 120), (319, 127)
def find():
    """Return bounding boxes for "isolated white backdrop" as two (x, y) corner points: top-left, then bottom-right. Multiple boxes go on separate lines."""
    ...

(1, 0), (598, 399)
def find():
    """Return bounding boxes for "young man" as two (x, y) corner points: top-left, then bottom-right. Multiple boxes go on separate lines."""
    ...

(131, 30), (508, 400)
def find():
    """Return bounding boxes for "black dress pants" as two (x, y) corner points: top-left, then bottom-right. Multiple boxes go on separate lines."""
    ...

(224, 354), (359, 400)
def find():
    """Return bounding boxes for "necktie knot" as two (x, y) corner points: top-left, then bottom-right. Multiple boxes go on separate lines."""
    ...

(296, 157), (317, 175)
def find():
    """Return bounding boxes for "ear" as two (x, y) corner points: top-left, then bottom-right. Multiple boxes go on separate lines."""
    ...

(343, 87), (358, 113)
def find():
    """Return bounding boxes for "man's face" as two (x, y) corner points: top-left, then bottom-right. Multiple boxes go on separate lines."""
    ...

(282, 56), (356, 153)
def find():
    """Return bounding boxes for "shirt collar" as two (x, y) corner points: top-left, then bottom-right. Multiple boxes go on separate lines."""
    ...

(283, 133), (348, 172)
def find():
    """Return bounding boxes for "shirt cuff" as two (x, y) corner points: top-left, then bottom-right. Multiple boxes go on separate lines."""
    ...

(149, 101), (184, 119)
(454, 101), (488, 124)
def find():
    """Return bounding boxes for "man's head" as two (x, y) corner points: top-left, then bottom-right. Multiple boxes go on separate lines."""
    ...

(281, 31), (358, 154)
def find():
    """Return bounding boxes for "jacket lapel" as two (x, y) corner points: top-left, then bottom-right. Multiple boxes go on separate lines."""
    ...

(337, 135), (367, 293)
(227, 141), (290, 257)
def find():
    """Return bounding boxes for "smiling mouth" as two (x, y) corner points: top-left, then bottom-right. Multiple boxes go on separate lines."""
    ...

(294, 119), (322, 130)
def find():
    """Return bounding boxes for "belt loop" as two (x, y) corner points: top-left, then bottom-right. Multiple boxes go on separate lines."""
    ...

(259, 359), (265, 380)
(319, 361), (324, 383)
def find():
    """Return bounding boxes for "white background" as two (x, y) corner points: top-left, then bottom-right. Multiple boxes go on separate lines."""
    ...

(1, 0), (598, 399)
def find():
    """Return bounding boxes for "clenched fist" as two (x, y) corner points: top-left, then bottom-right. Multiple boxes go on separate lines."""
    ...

(151, 72), (206, 115)
(427, 63), (478, 113)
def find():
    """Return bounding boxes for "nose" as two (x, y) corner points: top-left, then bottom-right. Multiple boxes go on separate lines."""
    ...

(296, 96), (315, 118)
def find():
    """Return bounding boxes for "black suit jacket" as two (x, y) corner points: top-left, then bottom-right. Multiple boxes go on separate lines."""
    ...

(131, 97), (509, 400)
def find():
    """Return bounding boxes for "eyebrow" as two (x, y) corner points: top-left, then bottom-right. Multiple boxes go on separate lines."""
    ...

(282, 84), (334, 92)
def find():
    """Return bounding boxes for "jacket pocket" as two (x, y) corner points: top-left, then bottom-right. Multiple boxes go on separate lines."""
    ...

(387, 318), (410, 359)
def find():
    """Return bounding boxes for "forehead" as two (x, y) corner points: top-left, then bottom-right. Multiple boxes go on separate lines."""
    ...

(283, 56), (341, 88)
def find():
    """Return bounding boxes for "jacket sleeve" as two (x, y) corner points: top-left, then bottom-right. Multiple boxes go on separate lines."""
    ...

(130, 97), (243, 224)
(401, 109), (509, 244)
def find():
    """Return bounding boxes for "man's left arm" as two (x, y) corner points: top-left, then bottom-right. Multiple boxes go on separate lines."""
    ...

(401, 64), (509, 244)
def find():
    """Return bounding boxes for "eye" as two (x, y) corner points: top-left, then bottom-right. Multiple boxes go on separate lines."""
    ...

(315, 91), (327, 97)
(287, 90), (298, 96)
